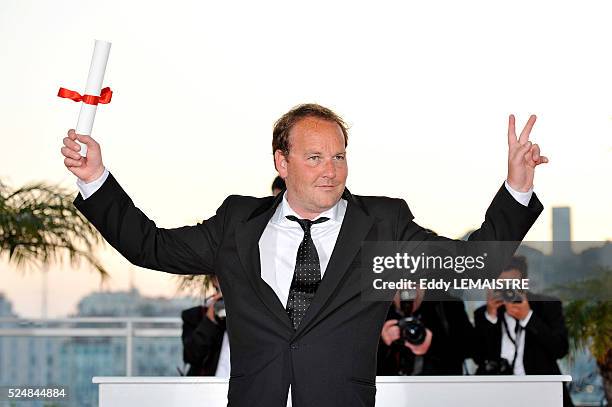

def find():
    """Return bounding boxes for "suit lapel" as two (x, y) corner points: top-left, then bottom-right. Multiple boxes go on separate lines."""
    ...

(235, 193), (293, 331)
(293, 189), (374, 337)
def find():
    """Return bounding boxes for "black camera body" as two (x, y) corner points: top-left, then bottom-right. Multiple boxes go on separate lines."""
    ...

(397, 315), (426, 345)
(494, 288), (524, 303)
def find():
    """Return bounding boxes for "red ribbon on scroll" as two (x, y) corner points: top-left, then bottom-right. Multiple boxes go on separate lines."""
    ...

(57, 86), (113, 105)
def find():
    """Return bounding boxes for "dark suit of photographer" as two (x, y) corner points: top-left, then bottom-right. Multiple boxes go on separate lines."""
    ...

(473, 256), (573, 406)
(377, 290), (475, 376)
(181, 290), (226, 376)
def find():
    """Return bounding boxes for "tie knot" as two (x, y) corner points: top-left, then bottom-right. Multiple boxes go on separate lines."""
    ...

(286, 215), (329, 232)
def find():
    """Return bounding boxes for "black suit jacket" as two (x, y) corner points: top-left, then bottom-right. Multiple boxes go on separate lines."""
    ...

(74, 173), (542, 407)
(181, 306), (225, 376)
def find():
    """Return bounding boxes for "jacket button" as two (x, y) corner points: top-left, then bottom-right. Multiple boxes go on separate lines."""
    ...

(290, 344), (299, 350)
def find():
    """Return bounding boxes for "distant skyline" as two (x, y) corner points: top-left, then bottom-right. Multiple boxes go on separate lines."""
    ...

(1, 0), (611, 317)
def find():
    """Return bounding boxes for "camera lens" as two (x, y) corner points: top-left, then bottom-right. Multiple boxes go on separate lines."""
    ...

(397, 316), (426, 345)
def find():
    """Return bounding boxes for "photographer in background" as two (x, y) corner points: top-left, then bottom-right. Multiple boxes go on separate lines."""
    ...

(181, 275), (228, 376)
(473, 255), (573, 406)
(181, 177), (286, 376)
(377, 288), (475, 376)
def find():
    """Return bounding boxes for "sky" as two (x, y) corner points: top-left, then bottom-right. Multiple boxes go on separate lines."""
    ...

(1, 0), (611, 318)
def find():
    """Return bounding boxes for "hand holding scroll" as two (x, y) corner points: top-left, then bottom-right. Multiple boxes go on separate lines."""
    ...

(58, 40), (112, 157)
(61, 129), (105, 183)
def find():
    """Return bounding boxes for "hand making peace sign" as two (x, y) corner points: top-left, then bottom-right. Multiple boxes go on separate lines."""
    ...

(506, 115), (549, 193)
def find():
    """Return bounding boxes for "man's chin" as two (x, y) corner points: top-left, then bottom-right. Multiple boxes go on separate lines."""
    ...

(314, 195), (342, 211)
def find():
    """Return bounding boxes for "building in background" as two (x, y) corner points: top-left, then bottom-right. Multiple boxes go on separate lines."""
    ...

(76, 288), (196, 318)
(553, 206), (572, 258)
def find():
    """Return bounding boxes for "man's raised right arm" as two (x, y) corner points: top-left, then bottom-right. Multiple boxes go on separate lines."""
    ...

(62, 130), (227, 275)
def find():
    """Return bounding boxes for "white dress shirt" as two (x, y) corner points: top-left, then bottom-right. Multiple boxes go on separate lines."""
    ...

(259, 191), (347, 307)
(485, 309), (534, 375)
(77, 168), (533, 405)
(76, 168), (110, 199)
(214, 332), (231, 378)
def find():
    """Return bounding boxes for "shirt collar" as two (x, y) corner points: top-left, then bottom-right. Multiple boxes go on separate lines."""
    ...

(271, 191), (346, 226)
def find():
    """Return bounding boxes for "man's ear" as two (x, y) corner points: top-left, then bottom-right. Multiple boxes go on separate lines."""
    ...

(274, 150), (289, 178)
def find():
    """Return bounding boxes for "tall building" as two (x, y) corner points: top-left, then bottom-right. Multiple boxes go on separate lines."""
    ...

(552, 207), (572, 258)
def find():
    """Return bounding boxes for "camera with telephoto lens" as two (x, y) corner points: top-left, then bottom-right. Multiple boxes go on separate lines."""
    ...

(397, 315), (426, 345)
(494, 288), (524, 303)
(396, 290), (426, 345)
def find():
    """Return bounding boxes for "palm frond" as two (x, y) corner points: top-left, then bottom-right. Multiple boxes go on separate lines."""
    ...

(0, 180), (108, 278)
(560, 267), (612, 365)
(175, 274), (213, 299)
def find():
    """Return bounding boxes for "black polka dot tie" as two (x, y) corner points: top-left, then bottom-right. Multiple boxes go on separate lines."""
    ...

(285, 215), (329, 330)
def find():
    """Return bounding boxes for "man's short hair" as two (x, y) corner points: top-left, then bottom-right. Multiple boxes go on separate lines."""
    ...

(272, 103), (349, 160)
(502, 255), (529, 279)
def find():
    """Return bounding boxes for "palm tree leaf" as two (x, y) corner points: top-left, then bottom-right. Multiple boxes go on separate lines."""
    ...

(0, 180), (108, 278)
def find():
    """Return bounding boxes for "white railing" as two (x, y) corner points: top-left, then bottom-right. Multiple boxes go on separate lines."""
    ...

(0, 317), (182, 376)
(0, 318), (606, 406)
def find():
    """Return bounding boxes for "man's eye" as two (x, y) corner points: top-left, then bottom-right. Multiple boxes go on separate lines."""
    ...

(308, 156), (321, 161)
(334, 155), (345, 161)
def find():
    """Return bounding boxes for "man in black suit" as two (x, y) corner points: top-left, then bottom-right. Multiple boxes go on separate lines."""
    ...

(61, 104), (547, 407)
(473, 256), (573, 406)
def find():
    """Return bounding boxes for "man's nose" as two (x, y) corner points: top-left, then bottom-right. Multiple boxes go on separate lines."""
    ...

(321, 158), (336, 178)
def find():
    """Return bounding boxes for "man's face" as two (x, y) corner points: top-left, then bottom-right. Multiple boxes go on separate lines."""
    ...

(275, 117), (348, 218)
(496, 268), (525, 302)
(499, 269), (522, 281)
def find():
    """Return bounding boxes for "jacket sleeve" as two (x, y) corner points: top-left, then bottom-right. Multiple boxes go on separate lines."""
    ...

(432, 301), (476, 364)
(525, 301), (569, 360)
(394, 182), (544, 280)
(181, 308), (224, 366)
(396, 182), (543, 243)
(74, 172), (230, 275)
(472, 306), (502, 367)
(467, 182), (543, 241)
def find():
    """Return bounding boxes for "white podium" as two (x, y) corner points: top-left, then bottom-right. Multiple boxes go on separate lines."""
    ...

(93, 375), (571, 406)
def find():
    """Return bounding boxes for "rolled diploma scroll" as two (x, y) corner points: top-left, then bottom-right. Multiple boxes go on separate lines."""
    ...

(75, 40), (111, 157)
